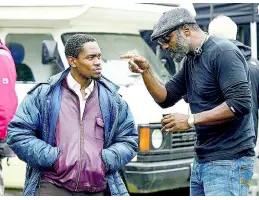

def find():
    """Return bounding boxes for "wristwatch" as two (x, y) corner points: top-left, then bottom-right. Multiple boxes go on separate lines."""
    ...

(187, 114), (195, 128)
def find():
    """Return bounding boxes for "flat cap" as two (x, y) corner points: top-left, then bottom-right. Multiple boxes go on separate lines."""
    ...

(151, 7), (196, 41)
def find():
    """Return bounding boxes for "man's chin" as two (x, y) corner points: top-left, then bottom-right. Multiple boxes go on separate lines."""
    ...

(91, 74), (102, 81)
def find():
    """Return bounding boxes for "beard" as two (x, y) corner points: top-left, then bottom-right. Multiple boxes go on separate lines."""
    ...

(82, 74), (101, 81)
(91, 75), (101, 81)
(166, 30), (190, 63)
(79, 72), (101, 81)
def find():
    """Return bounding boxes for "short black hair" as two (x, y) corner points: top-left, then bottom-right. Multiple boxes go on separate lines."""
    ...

(65, 34), (96, 58)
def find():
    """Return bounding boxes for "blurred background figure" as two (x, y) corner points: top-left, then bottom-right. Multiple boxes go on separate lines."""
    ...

(7, 43), (35, 82)
(0, 40), (18, 196)
(209, 15), (259, 144)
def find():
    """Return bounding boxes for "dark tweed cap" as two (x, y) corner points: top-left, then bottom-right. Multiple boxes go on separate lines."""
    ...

(151, 7), (197, 41)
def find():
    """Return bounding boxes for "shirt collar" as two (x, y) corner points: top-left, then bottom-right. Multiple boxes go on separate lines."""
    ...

(67, 72), (94, 95)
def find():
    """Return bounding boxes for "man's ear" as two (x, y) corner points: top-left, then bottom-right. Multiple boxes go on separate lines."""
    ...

(181, 24), (191, 37)
(67, 56), (76, 68)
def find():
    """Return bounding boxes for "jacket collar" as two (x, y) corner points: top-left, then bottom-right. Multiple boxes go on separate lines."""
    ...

(47, 67), (120, 95)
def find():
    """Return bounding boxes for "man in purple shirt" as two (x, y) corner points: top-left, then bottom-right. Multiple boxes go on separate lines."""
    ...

(7, 34), (138, 196)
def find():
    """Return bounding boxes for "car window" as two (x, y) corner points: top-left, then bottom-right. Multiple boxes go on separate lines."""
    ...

(6, 33), (63, 83)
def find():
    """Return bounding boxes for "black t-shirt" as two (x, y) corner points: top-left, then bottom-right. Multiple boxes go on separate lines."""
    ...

(158, 36), (255, 162)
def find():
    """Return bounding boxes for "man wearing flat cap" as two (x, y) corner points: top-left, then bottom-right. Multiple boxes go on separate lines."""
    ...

(121, 7), (255, 196)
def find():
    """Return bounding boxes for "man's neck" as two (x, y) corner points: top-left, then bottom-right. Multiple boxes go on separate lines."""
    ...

(190, 31), (207, 52)
(70, 70), (92, 90)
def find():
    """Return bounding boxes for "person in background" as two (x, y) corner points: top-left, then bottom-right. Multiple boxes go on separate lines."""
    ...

(121, 8), (255, 196)
(7, 34), (138, 196)
(7, 43), (35, 82)
(0, 40), (18, 196)
(209, 15), (259, 144)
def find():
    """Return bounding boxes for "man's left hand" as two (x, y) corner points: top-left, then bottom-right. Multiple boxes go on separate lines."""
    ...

(161, 113), (190, 134)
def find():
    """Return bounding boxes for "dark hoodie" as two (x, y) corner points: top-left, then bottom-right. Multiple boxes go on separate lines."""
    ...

(231, 39), (259, 144)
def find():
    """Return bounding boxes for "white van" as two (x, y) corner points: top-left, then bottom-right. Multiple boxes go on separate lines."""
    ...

(1, 2), (196, 194)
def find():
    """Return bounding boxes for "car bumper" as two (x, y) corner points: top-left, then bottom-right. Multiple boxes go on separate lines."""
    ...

(122, 158), (193, 193)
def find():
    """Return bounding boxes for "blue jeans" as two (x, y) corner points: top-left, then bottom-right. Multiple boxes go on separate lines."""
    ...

(190, 156), (254, 196)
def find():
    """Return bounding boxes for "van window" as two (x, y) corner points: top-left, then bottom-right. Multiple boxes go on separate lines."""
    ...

(62, 33), (171, 85)
(6, 34), (63, 83)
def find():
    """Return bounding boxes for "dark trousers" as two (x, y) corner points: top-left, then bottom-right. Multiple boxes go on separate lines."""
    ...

(35, 182), (105, 196)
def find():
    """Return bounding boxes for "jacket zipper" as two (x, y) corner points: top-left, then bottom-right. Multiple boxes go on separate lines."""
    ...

(46, 98), (51, 144)
(74, 92), (83, 192)
(74, 85), (95, 191)
(75, 119), (83, 192)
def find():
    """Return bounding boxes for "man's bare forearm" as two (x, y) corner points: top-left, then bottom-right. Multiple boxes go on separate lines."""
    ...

(194, 102), (236, 126)
(142, 67), (167, 102)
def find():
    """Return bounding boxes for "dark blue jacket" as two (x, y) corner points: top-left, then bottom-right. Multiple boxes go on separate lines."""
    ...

(7, 68), (138, 195)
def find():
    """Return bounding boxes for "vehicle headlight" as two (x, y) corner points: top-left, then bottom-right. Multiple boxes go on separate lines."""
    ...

(131, 155), (137, 162)
(151, 129), (163, 149)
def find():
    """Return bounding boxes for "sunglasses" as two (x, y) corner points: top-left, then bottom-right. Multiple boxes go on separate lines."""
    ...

(157, 33), (171, 45)
(157, 26), (184, 45)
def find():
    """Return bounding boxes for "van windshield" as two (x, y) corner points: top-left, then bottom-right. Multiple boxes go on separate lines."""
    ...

(62, 33), (171, 86)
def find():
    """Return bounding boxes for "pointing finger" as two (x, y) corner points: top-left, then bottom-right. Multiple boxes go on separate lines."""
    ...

(129, 60), (143, 73)
(120, 54), (137, 59)
(132, 56), (147, 63)
(121, 54), (147, 63)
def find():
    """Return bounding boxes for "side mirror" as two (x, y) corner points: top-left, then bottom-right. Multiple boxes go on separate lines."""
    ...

(42, 40), (58, 64)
